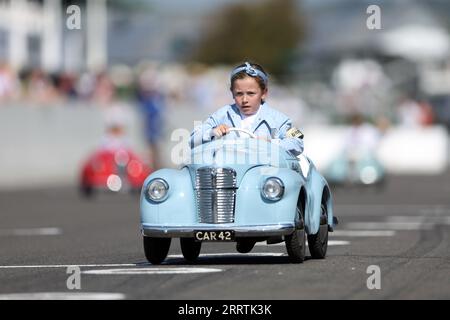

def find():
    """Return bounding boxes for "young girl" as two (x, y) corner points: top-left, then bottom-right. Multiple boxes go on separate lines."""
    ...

(190, 61), (304, 156)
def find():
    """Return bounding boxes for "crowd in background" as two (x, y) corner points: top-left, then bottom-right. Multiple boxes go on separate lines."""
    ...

(0, 57), (446, 174)
(0, 59), (440, 132)
(0, 61), (225, 109)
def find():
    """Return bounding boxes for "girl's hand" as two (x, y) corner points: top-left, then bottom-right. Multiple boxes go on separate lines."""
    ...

(213, 124), (230, 138)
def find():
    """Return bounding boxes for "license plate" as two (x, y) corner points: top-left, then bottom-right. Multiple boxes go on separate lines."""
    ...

(194, 230), (235, 242)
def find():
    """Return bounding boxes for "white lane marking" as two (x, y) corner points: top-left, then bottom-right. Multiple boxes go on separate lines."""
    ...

(0, 253), (286, 269)
(336, 204), (450, 210)
(387, 216), (428, 222)
(0, 263), (140, 269)
(0, 228), (62, 236)
(331, 230), (396, 237)
(335, 205), (450, 216)
(328, 240), (350, 245)
(345, 222), (434, 230)
(0, 292), (125, 300)
(387, 216), (450, 225)
(82, 267), (223, 275)
(255, 242), (281, 247)
(255, 240), (350, 246)
(342, 216), (450, 232)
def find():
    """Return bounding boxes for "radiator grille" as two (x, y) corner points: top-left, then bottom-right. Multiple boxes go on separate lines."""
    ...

(195, 167), (237, 223)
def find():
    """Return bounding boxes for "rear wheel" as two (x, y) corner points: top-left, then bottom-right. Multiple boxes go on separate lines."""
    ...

(285, 207), (306, 263)
(180, 238), (202, 262)
(143, 237), (171, 265)
(307, 204), (329, 259)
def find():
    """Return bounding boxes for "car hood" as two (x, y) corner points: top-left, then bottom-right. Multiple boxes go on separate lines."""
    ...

(183, 139), (297, 187)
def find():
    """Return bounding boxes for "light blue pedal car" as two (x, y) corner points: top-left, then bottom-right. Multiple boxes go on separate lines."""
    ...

(325, 150), (385, 187)
(140, 128), (338, 264)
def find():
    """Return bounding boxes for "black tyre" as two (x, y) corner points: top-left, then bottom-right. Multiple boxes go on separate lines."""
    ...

(307, 204), (328, 259)
(80, 185), (93, 198)
(180, 238), (202, 262)
(129, 187), (141, 196)
(236, 239), (256, 253)
(285, 207), (306, 263)
(143, 237), (171, 265)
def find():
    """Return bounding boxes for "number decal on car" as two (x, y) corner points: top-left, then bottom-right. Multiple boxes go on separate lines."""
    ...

(194, 231), (234, 241)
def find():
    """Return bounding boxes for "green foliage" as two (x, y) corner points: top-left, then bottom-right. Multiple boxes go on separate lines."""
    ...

(192, 0), (306, 78)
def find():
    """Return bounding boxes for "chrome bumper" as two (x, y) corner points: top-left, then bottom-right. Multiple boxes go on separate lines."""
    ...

(141, 223), (295, 238)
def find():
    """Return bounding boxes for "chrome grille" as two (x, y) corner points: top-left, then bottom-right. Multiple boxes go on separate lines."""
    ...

(195, 167), (237, 223)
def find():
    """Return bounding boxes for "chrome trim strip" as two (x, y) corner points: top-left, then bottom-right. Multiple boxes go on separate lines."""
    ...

(141, 223), (295, 238)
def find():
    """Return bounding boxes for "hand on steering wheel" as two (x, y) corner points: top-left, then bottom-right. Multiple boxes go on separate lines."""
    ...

(227, 128), (257, 139)
(212, 124), (230, 138)
(213, 125), (257, 139)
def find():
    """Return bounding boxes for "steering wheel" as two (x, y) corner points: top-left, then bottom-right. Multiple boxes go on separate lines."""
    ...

(227, 128), (257, 139)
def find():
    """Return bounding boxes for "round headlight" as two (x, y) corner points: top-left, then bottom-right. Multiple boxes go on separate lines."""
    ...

(262, 177), (284, 201)
(360, 166), (377, 185)
(146, 179), (169, 202)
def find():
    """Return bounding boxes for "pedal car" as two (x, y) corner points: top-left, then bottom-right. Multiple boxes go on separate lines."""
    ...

(140, 128), (337, 264)
(80, 147), (152, 197)
(326, 115), (385, 187)
(325, 149), (385, 186)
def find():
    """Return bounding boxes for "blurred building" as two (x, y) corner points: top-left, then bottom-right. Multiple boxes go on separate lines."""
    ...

(0, 0), (107, 73)
(293, 0), (450, 127)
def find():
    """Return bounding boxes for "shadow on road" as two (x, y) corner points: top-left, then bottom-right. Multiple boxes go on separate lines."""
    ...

(134, 255), (316, 266)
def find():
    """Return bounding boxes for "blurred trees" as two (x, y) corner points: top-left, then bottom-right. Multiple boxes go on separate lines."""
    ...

(107, 0), (152, 11)
(191, 0), (306, 78)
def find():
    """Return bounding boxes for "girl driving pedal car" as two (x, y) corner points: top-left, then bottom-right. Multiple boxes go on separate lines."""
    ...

(190, 61), (304, 156)
(190, 61), (306, 254)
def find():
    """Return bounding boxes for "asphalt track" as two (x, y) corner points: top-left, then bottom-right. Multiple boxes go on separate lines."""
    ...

(0, 172), (449, 300)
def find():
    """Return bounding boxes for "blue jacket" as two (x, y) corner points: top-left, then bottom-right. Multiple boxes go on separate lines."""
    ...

(190, 103), (304, 156)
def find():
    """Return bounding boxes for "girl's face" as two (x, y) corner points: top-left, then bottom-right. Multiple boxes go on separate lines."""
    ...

(231, 76), (267, 116)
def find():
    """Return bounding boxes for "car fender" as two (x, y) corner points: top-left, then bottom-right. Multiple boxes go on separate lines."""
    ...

(304, 166), (334, 235)
(236, 166), (304, 225)
(140, 167), (196, 225)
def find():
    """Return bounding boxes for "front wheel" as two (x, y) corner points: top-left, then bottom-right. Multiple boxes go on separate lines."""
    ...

(180, 238), (202, 262)
(80, 184), (94, 198)
(285, 207), (306, 263)
(307, 204), (328, 259)
(143, 237), (171, 265)
(236, 239), (256, 253)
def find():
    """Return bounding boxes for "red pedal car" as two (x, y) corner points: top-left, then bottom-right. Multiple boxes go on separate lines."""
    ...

(80, 147), (152, 197)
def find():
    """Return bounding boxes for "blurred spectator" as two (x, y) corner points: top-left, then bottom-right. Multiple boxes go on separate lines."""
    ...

(137, 68), (166, 169)
(109, 65), (135, 101)
(92, 71), (115, 107)
(396, 95), (434, 127)
(418, 99), (435, 126)
(101, 102), (132, 151)
(76, 72), (97, 101)
(56, 72), (78, 101)
(375, 115), (392, 134)
(345, 113), (382, 156)
(0, 62), (19, 103)
(187, 63), (214, 110)
(23, 69), (59, 105)
(332, 59), (391, 118)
